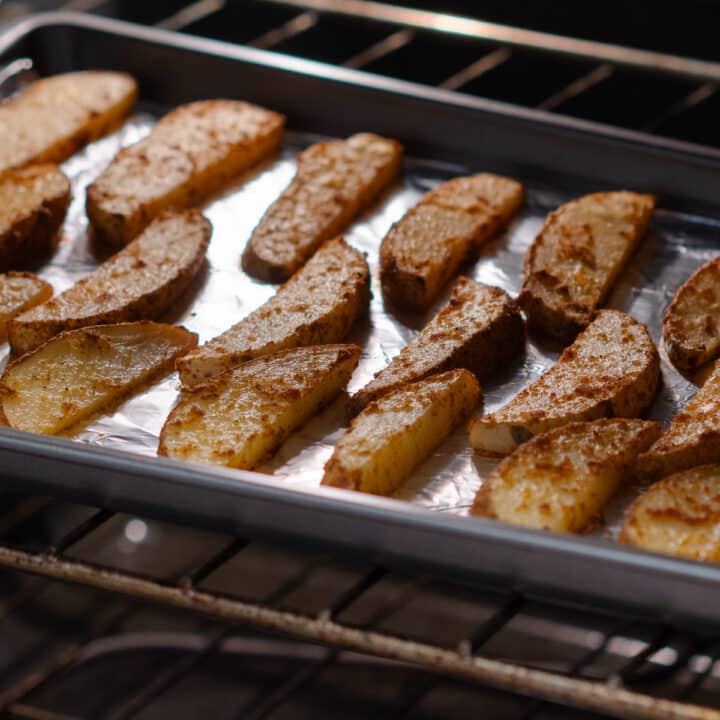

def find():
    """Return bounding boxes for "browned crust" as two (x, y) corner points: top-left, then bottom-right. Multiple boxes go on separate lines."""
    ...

(8, 210), (210, 356)
(0, 165), (71, 271)
(663, 256), (720, 373)
(379, 207), (509, 312)
(158, 344), (361, 465)
(349, 278), (523, 415)
(242, 135), (403, 283)
(519, 192), (654, 341)
(87, 100), (285, 248)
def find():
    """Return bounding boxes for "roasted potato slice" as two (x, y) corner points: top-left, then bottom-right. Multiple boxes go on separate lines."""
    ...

(178, 237), (369, 389)
(663, 256), (720, 373)
(469, 310), (660, 456)
(472, 419), (660, 533)
(0, 322), (197, 435)
(0, 272), (52, 341)
(519, 192), (654, 340)
(637, 359), (720, 478)
(380, 173), (524, 310)
(159, 344), (360, 469)
(87, 100), (285, 246)
(10, 209), (210, 356)
(323, 369), (481, 496)
(0, 164), (71, 269)
(350, 277), (523, 415)
(243, 133), (402, 282)
(621, 464), (720, 561)
(0, 71), (137, 176)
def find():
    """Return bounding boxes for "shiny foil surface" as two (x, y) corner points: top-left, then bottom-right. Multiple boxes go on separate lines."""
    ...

(6, 111), (719, 542)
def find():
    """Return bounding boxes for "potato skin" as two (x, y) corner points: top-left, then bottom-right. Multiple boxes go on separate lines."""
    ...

(350, 277), (523, 414)
(9, 209), (210, 356)
(87, 100), (285, 247)
(663, 256), (720, 373)
(380, 173), (524, 310)
(0, 272), (53, 341)
(178, 237), (369, 389)
(519, 192), (654, 341)
(242, 133), (402, 283)
(0, 164), (71, 270)
(0, 71), (138, 176)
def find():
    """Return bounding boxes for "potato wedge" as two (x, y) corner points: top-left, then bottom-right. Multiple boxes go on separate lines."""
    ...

(519, 192), (654, 340)
(663, 256), (720, 373)
(243, 133), (402, 282)
(0, 272), (52, 341)
(87, 100), (285, 246)
(380, 173), (524, 310)
(350, 277), (523, 415)
(472, 419), (660, 533)
(469, 310), (660, 456)
(0, 322), (197, 435)
(10, 209), (210, 356)
(159, 344), (360, 469)
(178, 237), (369, 389)
(322, 369), (481, 496)
(0, 71), (137, 176)
(620, 464), (720, 561)
(637, 360), (720, 478)
(0, 164), (71, 269)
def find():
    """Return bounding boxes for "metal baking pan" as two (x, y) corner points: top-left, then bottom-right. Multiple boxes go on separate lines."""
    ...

(2, 11), (720, 627)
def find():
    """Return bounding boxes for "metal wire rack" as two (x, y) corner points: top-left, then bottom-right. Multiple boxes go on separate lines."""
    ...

(2, 1), (720, 718)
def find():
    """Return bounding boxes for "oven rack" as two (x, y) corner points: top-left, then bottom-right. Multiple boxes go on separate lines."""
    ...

(1, 496), (720, 720)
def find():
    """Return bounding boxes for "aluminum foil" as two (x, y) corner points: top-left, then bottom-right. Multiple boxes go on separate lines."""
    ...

(5, 111), (719, 542)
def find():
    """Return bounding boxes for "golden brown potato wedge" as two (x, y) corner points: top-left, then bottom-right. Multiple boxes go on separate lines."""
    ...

(87, 100), (285, 246)
(178, 237), (369, 389)
(519, 192), (654, 340)
(0, 164), (71, 269)
(380, 173), (524, 310)
(323, 369), (481, 496)
(0, 71), (137, 176)
(663, 256), (720, 373)
(159, 344), (360, 469)
(0, 322), (197, 435)
(9, 209), (210, 356)
(242, 133), (402, 282)
(472, 419), (660, 533)
(621, 464), (720, 561)
(350, 276), (523, 415)
(0, 272), (52, 341)
(469, 310), (660, 456)
(637, 360), (720, 478)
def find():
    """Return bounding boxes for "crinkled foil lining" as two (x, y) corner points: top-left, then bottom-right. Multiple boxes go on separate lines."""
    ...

(5, 112), (719, 542)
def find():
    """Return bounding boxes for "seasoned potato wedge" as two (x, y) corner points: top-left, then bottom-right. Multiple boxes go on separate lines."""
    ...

(243, 133), (402, 282)
(323, 369), (481, 496)
(87, 100), (285, 246)
(621, 464), (720, 561)
(0, 164), (71, 269)
(663, 256), (720, 373)
(0, 322), (197, 435)
(350, 277), (523, 414)
(178, 237), (369, 389)
(10, 209), (210, 356)
(470, 310), (660, 456)
(0, 71), (137, 176)
(520, 192), (654, 340)
(637, 360), (720, 478)
(0, 272), (52, 341)
(472, 419), (660, 533)
(380, 173), (524, 310)
(159, 344), (360, 469)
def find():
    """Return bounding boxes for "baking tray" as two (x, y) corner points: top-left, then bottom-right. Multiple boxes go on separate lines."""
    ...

(2, 11), (720, 626)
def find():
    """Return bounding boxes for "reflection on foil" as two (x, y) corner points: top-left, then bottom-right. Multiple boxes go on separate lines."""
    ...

(8, 112), (720, 542)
